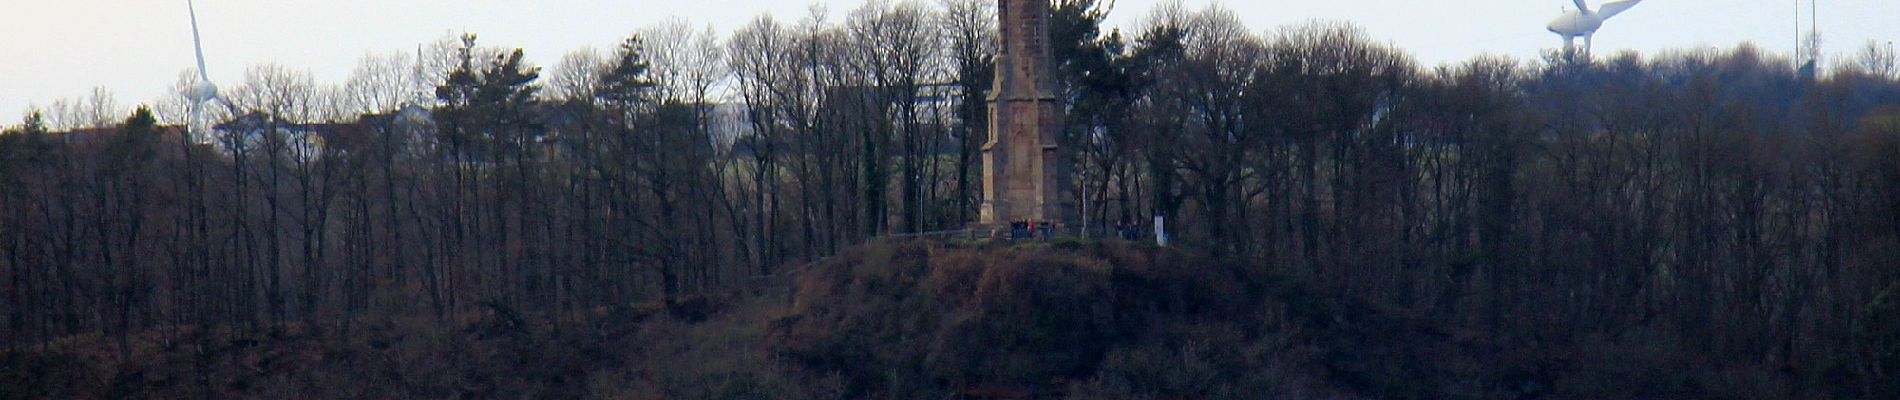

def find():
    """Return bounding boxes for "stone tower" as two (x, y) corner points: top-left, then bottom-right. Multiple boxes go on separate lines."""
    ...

(980, 0), (1072, 228)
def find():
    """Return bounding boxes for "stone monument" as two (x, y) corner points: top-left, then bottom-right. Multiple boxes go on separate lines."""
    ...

(979, 0), (1072, 231)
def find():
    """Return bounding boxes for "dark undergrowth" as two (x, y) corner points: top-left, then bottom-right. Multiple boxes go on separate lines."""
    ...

(2, 240), (1890, 399)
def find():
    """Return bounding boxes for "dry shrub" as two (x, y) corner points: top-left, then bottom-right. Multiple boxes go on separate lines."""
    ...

(931, 250), (1118, 389)
(1070, 320), (1319, 399)
(769, 240), (1274, 398)
(0, 350), (105, 399)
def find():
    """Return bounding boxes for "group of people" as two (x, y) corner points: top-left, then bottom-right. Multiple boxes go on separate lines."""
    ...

(1003, 217), (1151, 242)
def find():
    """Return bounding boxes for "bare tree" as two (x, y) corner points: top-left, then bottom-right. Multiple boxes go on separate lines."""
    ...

(727, 15), (796, 272)
(642, 20), (730, 105)
(939, 0), (996, 225)
(344, 51), (420, 116)
(549, 47), (606, 103)
(37, 87), (127, 130)
(640, 18), (731, 288)
(151, 71), (200, 127)
(226, 63), (326, 325)
(80, 87), (126, 129)
(1144, 4), (1266, 252)
(1849, 40), (1898, 79)
(229, 64), (321, 123)
(845, 0), (947, 234)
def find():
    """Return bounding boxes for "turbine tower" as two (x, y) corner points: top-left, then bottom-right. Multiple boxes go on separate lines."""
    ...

(1547, 0), (1644, 58)
(185, 0), (222, 143)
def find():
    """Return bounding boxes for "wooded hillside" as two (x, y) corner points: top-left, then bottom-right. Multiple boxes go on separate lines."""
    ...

(3, 1), (1899, 397)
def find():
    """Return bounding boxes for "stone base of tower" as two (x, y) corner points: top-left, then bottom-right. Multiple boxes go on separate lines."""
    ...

(967, 221), (1070, 240)
(972, 198), (1075, 239)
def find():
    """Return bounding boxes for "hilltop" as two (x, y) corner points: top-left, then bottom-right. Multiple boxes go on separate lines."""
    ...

(0, 240), (1877, 399)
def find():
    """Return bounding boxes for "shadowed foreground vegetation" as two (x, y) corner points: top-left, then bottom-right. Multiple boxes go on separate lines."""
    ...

(6, 240), (1893, 399)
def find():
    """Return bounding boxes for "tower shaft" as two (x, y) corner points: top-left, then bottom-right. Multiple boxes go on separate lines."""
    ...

(980, 0), (1072, 227)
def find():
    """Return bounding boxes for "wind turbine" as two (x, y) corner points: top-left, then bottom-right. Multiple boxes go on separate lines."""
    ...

(185, 0), (222, 143)
(1547, 0), (1644, 58)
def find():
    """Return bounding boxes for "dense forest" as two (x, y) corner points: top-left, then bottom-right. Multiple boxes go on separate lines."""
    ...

(4, 0), (1900, 396)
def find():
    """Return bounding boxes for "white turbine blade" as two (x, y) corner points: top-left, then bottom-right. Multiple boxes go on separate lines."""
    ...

(189, 0), (211, 82)
(1572, 0), (1591, 14)
(1595, 0), (1642, 20)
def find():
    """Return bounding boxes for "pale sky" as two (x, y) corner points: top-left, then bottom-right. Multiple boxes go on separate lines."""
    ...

(3, 0), (1896, 125)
